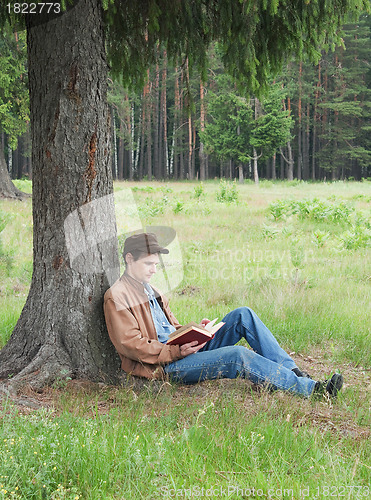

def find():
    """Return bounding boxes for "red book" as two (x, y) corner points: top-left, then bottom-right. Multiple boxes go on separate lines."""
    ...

(166, 318), (224, 346)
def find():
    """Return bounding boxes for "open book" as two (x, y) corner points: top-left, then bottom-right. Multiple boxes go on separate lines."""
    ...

(166, 318), (225, 346)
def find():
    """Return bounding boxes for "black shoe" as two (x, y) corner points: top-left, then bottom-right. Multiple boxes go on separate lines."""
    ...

(313, 373), (344, 398)
(292, 367), (312, 379)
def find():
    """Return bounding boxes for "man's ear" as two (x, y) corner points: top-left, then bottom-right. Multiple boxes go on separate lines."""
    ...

(125, 252), (134, 265)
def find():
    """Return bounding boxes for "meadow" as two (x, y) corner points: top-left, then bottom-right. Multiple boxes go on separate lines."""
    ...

(0, 179), (370, 499)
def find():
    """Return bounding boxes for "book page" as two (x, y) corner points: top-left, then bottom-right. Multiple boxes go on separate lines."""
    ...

(204, 318), (218, 332)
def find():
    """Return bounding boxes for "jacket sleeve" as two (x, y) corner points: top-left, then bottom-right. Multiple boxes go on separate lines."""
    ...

(104, 298), (183, 365)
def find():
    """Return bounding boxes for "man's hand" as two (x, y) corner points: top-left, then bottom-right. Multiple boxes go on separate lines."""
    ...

(180, 340), (207, 357)
(200, 318), (211, 327)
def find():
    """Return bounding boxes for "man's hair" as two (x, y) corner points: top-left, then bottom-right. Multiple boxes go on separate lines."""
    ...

(123, 249), (154, 266)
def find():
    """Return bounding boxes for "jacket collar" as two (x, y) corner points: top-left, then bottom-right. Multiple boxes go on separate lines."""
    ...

(121, 271), (161, 299)
(120, 272), (146, 293)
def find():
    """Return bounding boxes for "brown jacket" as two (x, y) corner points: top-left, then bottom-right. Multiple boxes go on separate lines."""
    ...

(103, 273), (183, 379)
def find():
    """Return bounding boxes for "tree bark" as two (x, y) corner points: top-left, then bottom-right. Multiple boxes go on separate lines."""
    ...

(118, 118), (124, 180)
(280, 146), (294, 181)
(0, 145), (29, 199)
(271, 153), (276, 180)
(0, 0), (121, 392)
(297, 62), (303, 180)
(253, 98), (260, 184)
(302, 102), (310, 179)
(238, 164), (244, 183)
(286, 141), (294, 180)
(312, 62), (321, 181)
(162, 52), (168, 178)
(253, 147), (259, 184)
(199, 79), (207, 181)
(153, 60), (160, 179)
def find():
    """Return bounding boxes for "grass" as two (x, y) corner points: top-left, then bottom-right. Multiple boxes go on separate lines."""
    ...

(0, 381), (370, 499)
(0, 179), (370, 499)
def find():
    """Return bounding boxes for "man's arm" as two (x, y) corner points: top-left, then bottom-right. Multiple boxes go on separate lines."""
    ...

(104, 298), (184, 365)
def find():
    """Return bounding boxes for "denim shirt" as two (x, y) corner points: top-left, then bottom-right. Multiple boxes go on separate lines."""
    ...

(144, 283), (176, 343)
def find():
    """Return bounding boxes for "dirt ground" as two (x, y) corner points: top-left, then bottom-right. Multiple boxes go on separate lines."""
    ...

(1, 348), (370, 447)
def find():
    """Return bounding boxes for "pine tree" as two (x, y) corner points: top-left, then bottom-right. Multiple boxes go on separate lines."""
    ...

(317, 15), (371, 179)
(0, 26), (29, 198)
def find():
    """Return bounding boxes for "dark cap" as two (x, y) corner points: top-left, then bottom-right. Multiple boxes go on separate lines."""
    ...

(123, 232), (169, 256)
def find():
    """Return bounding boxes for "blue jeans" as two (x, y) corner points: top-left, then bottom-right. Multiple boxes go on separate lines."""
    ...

(164, 307), (316, 397)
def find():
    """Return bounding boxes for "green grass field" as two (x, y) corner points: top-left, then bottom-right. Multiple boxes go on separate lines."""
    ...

(0, 179), (370, 499)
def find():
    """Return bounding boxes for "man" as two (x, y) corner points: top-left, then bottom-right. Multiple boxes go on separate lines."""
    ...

(104, 232), (344, 398)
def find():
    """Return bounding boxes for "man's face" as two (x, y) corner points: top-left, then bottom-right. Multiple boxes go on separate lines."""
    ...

(126, 252), (160, 283)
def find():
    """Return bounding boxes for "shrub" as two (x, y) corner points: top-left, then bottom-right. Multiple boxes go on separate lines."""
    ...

(269, 199), (292, 221)
(338, 225), (371, 250)
(216, 179), (238, 203)
(290, 240), (306, 269)
(269, 198), (355, 224)
(138, 196), (169, 218)
(312, 230), (330, 248)
(173, 200), (185, 214)
(262, 224), (280, 239)
(193, 183), (205, 199)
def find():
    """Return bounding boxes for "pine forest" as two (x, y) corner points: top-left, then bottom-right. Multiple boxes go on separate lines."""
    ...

(1, 15), (371, 183)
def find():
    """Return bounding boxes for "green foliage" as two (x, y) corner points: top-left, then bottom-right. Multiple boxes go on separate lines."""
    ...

(249, 84), (294, 160)
(201, 76), (293, 168)
(293, 199), (354, 223)
(138, 196), (170, 218)
(103, 0), (369, 93)
(262, 223), (280, 239)
(200, 74), (253, 163)
(0, 26), (29, 148)
(267, 195), (371, 252)
(269, 199), (291, 221)
(131, 185), (173, 194)
(192, 183), (205, 200)
(215, 179), (238, 203)
(268, 198), (357, 224)
(172, 200), (185, 214)
(338, 218), (371, 250)
(312, 230), (330, 248)
(290, 239), (306, 269)
(315, 15), (371, 172)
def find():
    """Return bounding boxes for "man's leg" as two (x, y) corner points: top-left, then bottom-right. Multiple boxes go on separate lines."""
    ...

(164, 345), (315, 397)
(201, 307), (297, 371)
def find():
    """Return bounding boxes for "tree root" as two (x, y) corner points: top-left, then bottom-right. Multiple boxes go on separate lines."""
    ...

(0, 384), (43, 409)
(3, 344), (73, 395)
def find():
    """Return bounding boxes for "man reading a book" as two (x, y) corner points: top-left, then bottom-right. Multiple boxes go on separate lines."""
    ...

(104, 232), (343, 398)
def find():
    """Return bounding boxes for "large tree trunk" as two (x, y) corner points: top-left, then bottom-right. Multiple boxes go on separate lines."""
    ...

(174, 67), (181, 180)
(286, 141), (294, 180)
(161, 51), (169, 178)
(297, 62), (303, 180)
(0, 145), (29, 199)
(153, 61), (160, 179)
(302, 102), (310, 179)
(0, 0), (121, 392)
